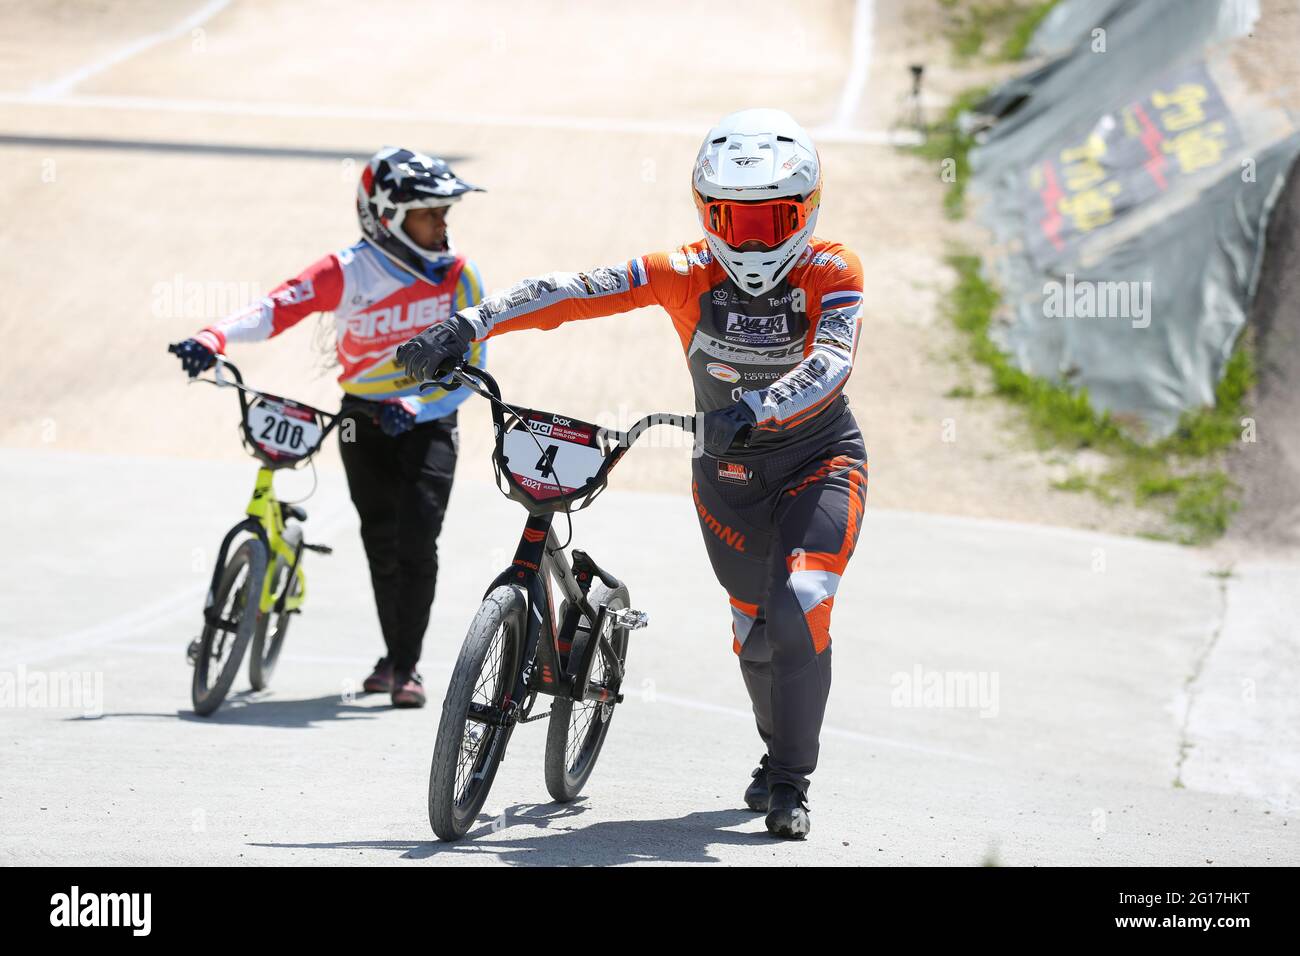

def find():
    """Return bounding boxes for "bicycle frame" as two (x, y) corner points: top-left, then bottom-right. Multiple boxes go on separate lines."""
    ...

(202, 468), (310, 627)
(192, 356), (338, 628)
(479, 513), (622, 712)
(444, 363), (692, 716)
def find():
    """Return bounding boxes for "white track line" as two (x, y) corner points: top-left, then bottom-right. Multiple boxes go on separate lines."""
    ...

(28, 0), (232, 99)
(0, 587), (206, 672)
(6, 0), (913, 146)
(826, 0), (876, 133)
(95, 644), (984, 766)
(654, 692), (994, 765)
(0, 502), (355, 670)
(0, 92), (920, 146)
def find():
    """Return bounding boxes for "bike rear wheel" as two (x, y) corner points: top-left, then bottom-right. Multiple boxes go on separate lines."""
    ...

(192, 538), (266, 716)
(544, 583), (631, 802)
(428, 585), (526, 841)
(249, 524), (301, 691)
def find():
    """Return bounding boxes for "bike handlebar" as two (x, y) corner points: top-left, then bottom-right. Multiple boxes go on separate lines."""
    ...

(172, 348), (338, 461)
(445, 362), (694, 451)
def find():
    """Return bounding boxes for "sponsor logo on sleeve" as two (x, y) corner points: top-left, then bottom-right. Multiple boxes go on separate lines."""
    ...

(576, 267), (624, 295)
(672, 248), (713, 275)
(480, 276), (561, 319)
(271, 278), (315, 307)
(813, 314), (856, 351)
(811, 251), (848, 270)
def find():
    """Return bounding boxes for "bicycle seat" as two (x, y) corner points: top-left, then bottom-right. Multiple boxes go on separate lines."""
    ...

(281, 503), (308, 522)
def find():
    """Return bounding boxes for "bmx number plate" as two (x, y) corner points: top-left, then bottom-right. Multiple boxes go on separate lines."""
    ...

(247, 397), (324, 464)
(502, 412), (606, 502)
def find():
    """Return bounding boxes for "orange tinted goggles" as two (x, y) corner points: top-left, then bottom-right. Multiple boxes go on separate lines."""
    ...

(696, 192), (817, 251)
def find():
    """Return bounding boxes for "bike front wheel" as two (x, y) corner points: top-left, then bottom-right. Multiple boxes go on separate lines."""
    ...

(428, 585), (526, 841)
(544, 582), (631, 802)
(192, 538), (266, 716)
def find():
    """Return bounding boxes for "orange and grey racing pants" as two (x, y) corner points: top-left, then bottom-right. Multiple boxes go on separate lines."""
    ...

(690, 412), (868, 796)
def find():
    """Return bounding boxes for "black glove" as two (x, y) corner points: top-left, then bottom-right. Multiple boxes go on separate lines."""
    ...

(396, 315), (474, 384)
(700, 400), (757, 457)
(378, 402), (417, 437)
(170, 339), (216, 378)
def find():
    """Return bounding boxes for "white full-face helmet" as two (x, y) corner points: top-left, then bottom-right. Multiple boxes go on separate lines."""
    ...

(692, 108), (822, 296)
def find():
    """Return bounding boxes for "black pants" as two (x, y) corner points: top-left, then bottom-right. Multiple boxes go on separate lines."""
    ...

(338, 399), (457, 672)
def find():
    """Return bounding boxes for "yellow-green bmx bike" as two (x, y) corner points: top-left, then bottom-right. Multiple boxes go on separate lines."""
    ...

(171, 348), (338, 717)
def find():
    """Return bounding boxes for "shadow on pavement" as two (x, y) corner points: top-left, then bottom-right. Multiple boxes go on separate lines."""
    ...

(71, 691), (391, 728)
(251, 802), (775, 865)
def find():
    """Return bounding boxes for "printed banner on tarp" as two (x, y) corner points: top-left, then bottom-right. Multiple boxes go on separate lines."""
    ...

(1025, 60), (1241, 268)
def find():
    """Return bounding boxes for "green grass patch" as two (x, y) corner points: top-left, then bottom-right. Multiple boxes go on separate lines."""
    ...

(1050, 473), (1091, 493)
(1156, 348), (1255, 457)
(944, 252), (1250, 544)
(937, 0), (1060, 63)
(909, 87), (989, 220)
(1000, 1), (1058, 60)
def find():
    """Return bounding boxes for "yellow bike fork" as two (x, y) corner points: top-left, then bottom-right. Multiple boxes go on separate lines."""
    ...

(247, 467), (308, 615)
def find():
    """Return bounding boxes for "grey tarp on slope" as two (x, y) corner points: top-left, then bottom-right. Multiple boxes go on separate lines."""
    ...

(1025, 0), (1133, 61)
(968, 0), (1299, 439)
(1023, 0), (1260, 61)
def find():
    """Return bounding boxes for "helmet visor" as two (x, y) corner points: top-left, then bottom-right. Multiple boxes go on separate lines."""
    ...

(696, 194), (814, 251)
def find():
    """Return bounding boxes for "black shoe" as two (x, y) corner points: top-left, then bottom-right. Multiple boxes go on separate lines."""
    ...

(744, 755), (770, 812)
(765, 783), (811, 840)
(362, 657), (394, 694)
(390, 668), (426, 708)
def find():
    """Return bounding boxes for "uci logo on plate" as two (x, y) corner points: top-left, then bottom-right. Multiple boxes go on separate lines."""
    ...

(706, 362), (740, 383)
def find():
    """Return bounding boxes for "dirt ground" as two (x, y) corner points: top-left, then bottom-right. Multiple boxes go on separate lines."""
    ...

(0, 0), (1285, 542)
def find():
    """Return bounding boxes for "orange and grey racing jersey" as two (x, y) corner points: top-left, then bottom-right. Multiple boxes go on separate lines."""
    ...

(458, 236), (863, 455)
(194, 240), (486, 423)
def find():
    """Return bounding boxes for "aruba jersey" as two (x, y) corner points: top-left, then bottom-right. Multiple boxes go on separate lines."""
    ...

(458, 237), (863, 456)
(194, 240), (486, 423)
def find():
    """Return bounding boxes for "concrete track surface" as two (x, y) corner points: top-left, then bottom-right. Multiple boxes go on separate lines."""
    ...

(1, 1), (1297, 865)
(2, 449), (1295, 865)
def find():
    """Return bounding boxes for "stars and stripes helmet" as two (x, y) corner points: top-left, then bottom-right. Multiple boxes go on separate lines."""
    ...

(356, 146), (484, 280)
(692, 109), (821, 296)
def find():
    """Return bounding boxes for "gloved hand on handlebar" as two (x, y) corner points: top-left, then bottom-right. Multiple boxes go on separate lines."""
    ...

(378, 401), (417, 438)
(170, 339), (217, 378)
(700, 400), (756, 457)
(396, 314), (474, 385)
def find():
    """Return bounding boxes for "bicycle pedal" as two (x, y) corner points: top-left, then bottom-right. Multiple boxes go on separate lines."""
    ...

(302, 543), (333, 555)
(611, 608), (649, 630)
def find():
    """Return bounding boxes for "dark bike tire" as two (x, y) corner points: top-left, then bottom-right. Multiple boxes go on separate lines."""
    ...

(428, 585), (526, 841)
(249, 523), (301, 691)
(544, 582), (631, 803)
(192, 538), (266, 717)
